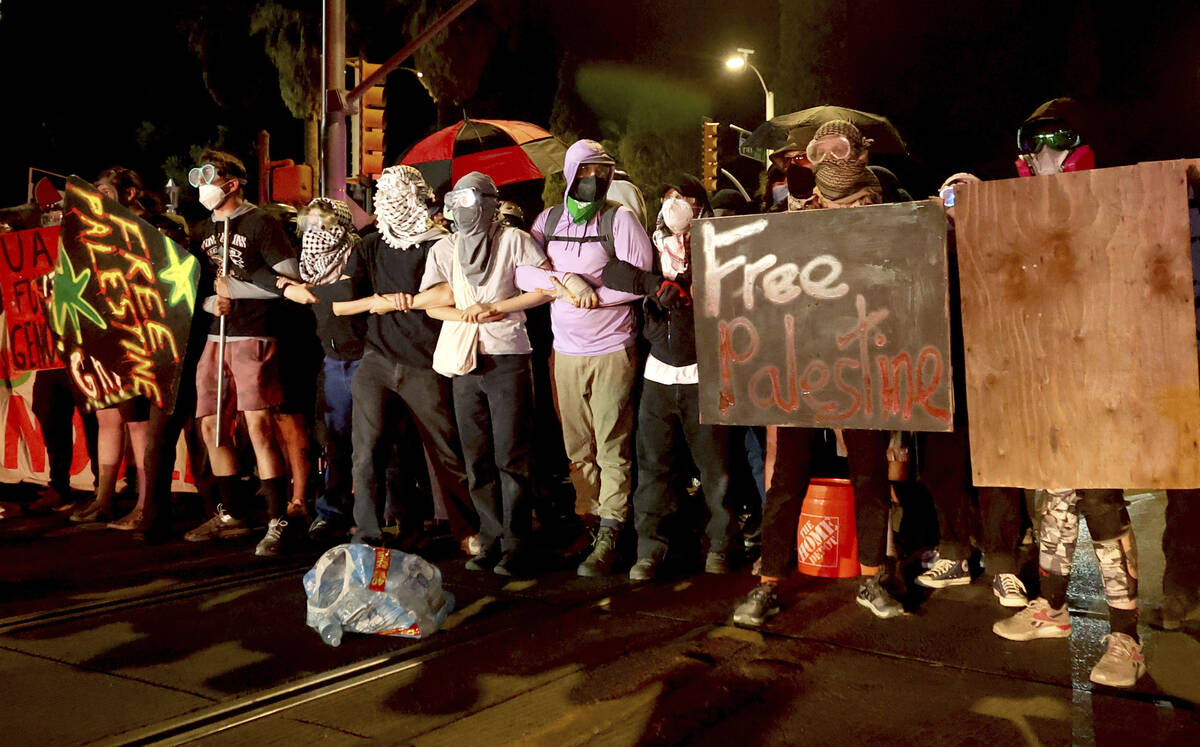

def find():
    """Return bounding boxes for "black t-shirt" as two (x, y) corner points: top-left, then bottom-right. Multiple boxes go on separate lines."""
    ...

(343, 233), (442, 367)
(192, 207), (294, 337)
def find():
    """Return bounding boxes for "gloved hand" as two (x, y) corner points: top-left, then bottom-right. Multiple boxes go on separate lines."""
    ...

(641, 274), (689, 309)
(545, 272), (598, 309)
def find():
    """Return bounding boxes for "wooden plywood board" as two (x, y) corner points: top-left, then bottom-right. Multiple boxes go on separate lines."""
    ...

(692, 200), (953, 431)
(955, 160), (1200, 488)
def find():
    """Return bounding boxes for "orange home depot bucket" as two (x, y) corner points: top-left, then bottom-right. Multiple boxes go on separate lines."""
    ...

(796, 478), (859, 578)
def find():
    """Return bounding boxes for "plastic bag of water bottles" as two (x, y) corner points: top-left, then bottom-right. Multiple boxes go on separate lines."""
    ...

(302, 544), (454, 646)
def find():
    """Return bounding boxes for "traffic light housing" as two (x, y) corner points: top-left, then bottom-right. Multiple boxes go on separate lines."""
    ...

(351, 59), (387, 181)
(701, 119), (719, 193)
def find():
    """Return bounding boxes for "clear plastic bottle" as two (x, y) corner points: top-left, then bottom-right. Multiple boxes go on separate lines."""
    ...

(320, 621), (343, 647)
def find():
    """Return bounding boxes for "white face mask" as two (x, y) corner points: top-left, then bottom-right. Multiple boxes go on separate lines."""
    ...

(661, 197), (693, 234)
(199, 183), (228, 211)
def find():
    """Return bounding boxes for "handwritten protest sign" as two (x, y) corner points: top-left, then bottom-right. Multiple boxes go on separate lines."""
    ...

(52, 176), (199, 413)
(955, 160), (1200, 488)
(0, 226), (63, 371)
(692, 200), (952, 431)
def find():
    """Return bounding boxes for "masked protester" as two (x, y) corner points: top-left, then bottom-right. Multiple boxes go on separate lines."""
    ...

(182, 150), (295, 557)
(325, 165), (478, 552)
(767, 129), (816, 212)
(992, 99), (1145, 689)
(273, 198), (366, 544)
(408, 171), (552, 575)
(602, 174), (737, 579)
(913, 173), (1029, 609)
(733, 120), (904, 628)
(514, 139), (655, 576)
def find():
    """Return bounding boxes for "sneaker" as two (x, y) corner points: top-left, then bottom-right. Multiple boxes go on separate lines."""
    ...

(705, 551), (730, 574)
(629, 558), (658, 582)
(577, 526), (619, 577)
(993, 598), (1072, 641)
(1088, 633), (1146, 687)
(69, 497), (113, 524)
(28, 485), (66, 513)
(184, 504), (251, 541)
(106, 507), (150, 532)
(732, 583), (780, 627)
(916, 557), (971, 589)
(1160, 595), (1186, 631)
(307, 517), (340, 543)
(992, 573), (1029, 608)
(254, 518), (288, 557)
(857, 574), (904, 619)
(493, 551), (525, 577)
(465, 549), (499, 572)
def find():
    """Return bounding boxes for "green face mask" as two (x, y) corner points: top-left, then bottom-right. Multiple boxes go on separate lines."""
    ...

(566, 195), (602, 225)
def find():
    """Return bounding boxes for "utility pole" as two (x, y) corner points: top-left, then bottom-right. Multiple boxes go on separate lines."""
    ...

(321, 0), (477, 204)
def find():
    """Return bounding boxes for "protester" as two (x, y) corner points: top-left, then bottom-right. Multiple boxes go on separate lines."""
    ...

(414, 171), (550, 575)
(182, 151), (294, 557)
(733, 120), (905, 627)
(913, 173), (1028, 608)
(277, 197), (366, 543)
(515, 139), (654, 577)
(992, 99), (1146, 688)
(601, 184), (736, 579)
(324, 165), (477, 550)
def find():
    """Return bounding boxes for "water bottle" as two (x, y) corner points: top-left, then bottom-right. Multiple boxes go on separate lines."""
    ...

(320, 621), (343, 647)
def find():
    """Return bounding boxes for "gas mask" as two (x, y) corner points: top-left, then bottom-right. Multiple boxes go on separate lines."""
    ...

(570, 168), (612, 203)
(786, 164), (816, 198)
(1015, 123), (1095, 177)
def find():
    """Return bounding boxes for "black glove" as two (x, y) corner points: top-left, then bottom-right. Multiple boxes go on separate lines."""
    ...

(653, 279), (690, 309)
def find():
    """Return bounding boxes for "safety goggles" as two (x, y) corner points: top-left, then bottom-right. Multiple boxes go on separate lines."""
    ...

(1018, 127), (1080, 154)
(805, 134), (853, 164)
(187, 163), (218, 188)
(444, 187), (482, 211)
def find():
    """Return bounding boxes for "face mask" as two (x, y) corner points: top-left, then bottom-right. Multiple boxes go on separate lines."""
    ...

(786, 164), (815, 198)
(199, 182), (228, 211)
(571, 175), (608, 203)
(661, 197), (694, 234)
(770, 184), (789, 206)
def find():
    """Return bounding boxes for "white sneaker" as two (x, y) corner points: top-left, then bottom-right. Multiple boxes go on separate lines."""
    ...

(255, 518), (288, 557)
(1089, 633), (1146, 688)
(993, 597), (1071, 641)
(992, 573), (1029, 608)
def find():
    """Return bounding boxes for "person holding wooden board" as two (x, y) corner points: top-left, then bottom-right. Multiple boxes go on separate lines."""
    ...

(991, 99), (1145, 689)
(732, 119), (906, 626)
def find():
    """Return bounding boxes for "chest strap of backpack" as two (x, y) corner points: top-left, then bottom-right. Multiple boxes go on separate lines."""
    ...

(542, 202), (619, 260)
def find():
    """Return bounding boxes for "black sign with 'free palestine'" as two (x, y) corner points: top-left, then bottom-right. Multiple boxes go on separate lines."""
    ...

(691, 200), (953, 431)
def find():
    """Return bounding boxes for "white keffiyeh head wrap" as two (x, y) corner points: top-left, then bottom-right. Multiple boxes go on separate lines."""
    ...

(298, 198), (358, 285)
(375, 165), (434, 250)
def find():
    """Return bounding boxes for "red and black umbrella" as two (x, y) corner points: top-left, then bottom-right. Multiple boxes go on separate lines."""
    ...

(400, 118), (567, 193)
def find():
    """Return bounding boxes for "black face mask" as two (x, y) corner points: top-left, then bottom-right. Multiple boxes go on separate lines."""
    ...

(786, 164), (815, 198)
(571, 175), (609, 203)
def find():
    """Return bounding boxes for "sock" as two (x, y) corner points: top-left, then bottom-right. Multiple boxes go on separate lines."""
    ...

(1041, 570), (1069, 610)
(214, 476), (241, 518)
(1109, 606), (1140, 642)
(261, 476), (289, 520)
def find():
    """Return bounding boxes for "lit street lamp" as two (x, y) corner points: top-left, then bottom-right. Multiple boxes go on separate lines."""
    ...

(399, 66), (438, 103)
(724, 48), (774, 122)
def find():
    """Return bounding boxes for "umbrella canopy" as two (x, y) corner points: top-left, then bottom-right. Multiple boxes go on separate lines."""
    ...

(400, 118), (566, 193)
(743, 105), (908, 156)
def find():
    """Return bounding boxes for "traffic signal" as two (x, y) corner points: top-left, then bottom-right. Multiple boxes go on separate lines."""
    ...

(352, 60), (387, 180)
(701, 119), (719, 193)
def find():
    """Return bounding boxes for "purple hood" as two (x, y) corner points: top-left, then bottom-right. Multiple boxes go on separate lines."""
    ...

(561, 139), (615, 202)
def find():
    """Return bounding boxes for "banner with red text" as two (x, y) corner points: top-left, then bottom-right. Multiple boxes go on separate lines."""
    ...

(0, 226), (63, 372)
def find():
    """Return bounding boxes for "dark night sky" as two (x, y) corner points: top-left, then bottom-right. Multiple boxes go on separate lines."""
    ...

(3, 0), (1199, 210)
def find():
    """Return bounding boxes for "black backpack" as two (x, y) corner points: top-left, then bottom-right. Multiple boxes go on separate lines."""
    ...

(541, 201), (621, 259)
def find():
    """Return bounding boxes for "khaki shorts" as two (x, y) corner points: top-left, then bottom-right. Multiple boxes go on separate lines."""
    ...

(195, 338), (284, 419)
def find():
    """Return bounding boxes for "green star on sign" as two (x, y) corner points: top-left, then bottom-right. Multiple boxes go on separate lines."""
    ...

(51, 248), (105, 344)
(159, 235), (198, 310)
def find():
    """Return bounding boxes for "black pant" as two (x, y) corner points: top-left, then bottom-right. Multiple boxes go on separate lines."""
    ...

(1163, 489), (1200, 600)
(760, 427), (891, 578)
(452, 354), (535, 553)
(632, 380), (735, 562)
(919, 429), (974, 560)
(350, 350), (475, 543)
(31, 369), (98, 493)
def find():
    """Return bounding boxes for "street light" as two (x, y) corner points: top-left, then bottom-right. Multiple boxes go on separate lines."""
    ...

(724, 48), (774, 122)
(399, 66), (437, 102)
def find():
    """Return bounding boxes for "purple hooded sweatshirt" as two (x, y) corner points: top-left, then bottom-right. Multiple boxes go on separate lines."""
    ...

(514, 140), (653, 356)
